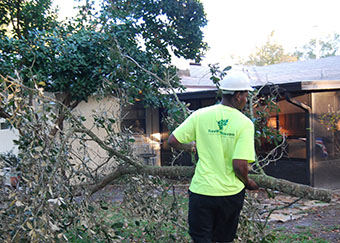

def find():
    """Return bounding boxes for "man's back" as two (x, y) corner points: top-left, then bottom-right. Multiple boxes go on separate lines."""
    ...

(172, 104), (255, 196)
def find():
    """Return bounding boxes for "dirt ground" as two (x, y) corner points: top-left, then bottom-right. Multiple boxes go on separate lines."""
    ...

(250, 189), (340, 242)
(270, 202), (340, 242)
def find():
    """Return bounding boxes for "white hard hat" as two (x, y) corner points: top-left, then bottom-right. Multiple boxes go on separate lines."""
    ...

(219, 71), (254, 92)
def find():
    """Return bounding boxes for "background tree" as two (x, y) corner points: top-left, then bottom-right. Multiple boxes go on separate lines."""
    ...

(0, 0), (208, 133)
(238, 31), (298, 66)
(0, 0), (58, 122)
(293, 32), (340, 60)
(0, 0), (57, 38)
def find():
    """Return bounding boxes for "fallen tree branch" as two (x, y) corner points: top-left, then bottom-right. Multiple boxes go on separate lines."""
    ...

(89, 166), (194, 195)
(261, 197), (302, 228)
(73, 128), (144, 170)
(89, 165), (333, 202)
(250, 174), (333, 203)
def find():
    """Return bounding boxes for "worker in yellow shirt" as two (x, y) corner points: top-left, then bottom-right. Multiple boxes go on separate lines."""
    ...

(168, 71), (258, 243)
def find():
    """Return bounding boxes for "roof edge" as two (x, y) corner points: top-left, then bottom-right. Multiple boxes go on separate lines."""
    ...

(301, 80), (340, 90)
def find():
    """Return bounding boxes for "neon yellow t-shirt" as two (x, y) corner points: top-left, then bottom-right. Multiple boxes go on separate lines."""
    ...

(173, 104), (255, 196)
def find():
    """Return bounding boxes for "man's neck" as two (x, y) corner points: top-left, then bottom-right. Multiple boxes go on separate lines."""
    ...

(221, 98), (237, 109)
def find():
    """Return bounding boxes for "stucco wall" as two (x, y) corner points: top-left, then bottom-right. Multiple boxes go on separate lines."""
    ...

(70, 96), (122, 173)
(0, 119), (18, 155)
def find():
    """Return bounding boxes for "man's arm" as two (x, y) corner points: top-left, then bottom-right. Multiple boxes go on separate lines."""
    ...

(168, 134), (196, 153)
(232, 159), (258, 190)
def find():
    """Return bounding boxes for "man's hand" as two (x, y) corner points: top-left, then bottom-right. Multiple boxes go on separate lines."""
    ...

(233, 159), (259, 191)
(245, 179), (258, 190)
(188, 141), (197, 154)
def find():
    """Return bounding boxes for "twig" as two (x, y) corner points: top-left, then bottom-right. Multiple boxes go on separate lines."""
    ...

(261, 197), (302, 228)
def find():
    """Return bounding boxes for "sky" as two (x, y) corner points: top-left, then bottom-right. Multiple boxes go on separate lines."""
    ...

(198, 0), (340, 67)
(53, 0), (340, 68)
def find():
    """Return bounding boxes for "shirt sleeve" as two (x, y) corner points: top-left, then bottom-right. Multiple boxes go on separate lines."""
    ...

(172, 112), (196, 144)
(232, 120), (255, 163)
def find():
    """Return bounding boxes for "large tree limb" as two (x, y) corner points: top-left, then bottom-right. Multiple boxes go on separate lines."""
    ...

(251, 174), (333, 202)
(89, 165), (333, 202)
(89, 166), (193, 195)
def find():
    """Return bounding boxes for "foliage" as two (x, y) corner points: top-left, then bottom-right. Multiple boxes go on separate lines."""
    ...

(0, 75), (140, 242)
(1, 27), (110, 102)
(0, 151), (20, 167)
(121, 175), (190, 242)
(236, 193), (276, 243)
(99, 0), (207, 62)
(0, 0), (207, 132)
(293, 32), (340, 60)
(238, 31), (298, 66)
(319, 111), (340, 133)
(273, 229), (328, 243)
(0, 0), (57, 38)
(208, 63), (231, 88)
(319, 111), (340, 155)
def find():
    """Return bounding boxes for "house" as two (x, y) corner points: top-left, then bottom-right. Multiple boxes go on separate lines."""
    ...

(0, 96), (161, 174)
(164, 56), (340, 189)
(1, 56), (340, 189)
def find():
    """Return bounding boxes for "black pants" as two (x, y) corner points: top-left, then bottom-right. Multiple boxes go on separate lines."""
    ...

(188, 189), (245, 243)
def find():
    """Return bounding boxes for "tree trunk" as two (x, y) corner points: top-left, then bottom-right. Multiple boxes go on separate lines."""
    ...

(90, 166), (333, 202)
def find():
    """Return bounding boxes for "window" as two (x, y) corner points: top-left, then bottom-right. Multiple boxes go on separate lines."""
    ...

(121, 103), (146, 134)
(0, 120), (10, 130)
(313, 91), (340, 161)
(260, 95), (309, 159)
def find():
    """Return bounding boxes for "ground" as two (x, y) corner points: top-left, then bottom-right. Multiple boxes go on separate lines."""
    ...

(270, 202), (340, 242)
(251, 189), (340, 242)
(94, 183), (340, 242)
(2, 178), (339, 242)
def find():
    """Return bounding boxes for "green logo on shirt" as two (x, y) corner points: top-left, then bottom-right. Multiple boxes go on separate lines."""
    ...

(208, 119), (234, 136)
(217, 119), (229, 130)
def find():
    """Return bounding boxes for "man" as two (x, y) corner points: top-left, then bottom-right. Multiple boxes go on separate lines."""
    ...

(168, 71), (258, 243)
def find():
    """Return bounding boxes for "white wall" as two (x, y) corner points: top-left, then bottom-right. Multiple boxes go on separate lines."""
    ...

(0, 119), (18, 154)
(70, 96), (121, 172)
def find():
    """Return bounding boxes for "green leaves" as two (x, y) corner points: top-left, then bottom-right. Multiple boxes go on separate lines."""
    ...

(294, 32), (340, 60)
(239, 31), (298, 66)
(1, 0), (207, 118)
(0, 0), (57, 39)
(105, 0), (207, 61)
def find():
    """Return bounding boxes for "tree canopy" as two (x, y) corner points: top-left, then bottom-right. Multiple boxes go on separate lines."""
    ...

(238, 31), (298, 66)
(293, 32), (340, 60)
(0, 0), (208, 122)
